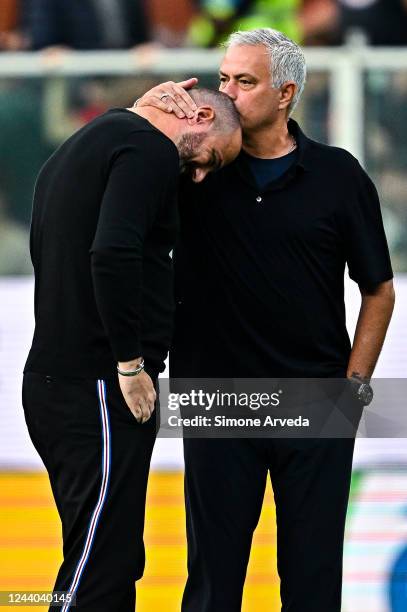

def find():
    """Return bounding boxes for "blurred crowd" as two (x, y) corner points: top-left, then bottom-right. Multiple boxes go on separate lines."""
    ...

(0, 1), (407, 275)
(1, 0), (407, 52)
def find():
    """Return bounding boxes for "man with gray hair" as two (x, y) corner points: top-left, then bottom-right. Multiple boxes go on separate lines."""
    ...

(138, 28), (394, 611)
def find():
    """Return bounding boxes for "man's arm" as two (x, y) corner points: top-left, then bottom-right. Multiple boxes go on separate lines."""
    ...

(347, 279), (395, 379)
(90, 133), (177, 422)
(340, 158), (394, 382)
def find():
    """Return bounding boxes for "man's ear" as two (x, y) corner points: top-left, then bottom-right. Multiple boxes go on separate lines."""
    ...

(186, 106), (216, 126)
(278, 82), (296, 112)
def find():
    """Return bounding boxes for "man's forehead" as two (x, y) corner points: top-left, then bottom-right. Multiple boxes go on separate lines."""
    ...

(220, 45), (270, 75)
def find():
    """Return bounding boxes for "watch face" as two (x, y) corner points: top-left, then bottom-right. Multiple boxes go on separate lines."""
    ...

(358, 384), (374, 406)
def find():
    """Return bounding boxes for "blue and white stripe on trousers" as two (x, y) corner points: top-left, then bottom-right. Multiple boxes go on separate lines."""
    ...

(62, 380), (111, 612)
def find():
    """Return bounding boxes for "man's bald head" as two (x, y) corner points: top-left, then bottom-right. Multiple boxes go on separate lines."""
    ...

(188, 88), (240, 134)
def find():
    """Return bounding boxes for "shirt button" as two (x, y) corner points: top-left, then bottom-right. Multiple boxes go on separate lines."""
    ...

(256, 196), (262, 203)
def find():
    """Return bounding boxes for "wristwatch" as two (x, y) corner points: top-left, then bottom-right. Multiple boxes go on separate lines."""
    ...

(348, 374), (374, 406)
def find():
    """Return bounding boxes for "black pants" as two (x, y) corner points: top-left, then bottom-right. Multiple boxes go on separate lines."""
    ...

(22, 372), (157, 612)
(182, 436), (356, 612)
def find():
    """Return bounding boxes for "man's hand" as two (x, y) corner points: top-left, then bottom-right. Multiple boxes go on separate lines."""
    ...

(118, 364), (157, 424)
(136, 78), (198, 118)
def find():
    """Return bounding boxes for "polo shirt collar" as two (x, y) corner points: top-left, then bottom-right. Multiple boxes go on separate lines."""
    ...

(233, 118), (311, 192)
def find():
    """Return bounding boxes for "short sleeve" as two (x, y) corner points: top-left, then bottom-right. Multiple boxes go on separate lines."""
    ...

(342, 161), (393, 289)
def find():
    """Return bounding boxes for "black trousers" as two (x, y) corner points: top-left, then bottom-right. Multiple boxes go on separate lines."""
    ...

(182, 436), (357, 612)
(22, 372), (157, 612)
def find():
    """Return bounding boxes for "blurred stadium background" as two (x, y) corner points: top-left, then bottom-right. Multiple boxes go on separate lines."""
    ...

(0, 1), (407, 611)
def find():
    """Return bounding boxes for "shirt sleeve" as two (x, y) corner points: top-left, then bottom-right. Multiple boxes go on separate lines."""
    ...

(90, 132), (177, 362)
(342, 160), (393, 289)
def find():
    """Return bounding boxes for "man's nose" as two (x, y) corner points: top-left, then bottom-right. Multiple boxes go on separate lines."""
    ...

(220, 82), (237, 100)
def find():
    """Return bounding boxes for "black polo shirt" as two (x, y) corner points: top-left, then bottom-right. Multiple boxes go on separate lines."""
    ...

(170, 119), (393, 378)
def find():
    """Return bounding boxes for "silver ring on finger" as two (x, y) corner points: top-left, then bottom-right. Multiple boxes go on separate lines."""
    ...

(159, 92), (172, 101)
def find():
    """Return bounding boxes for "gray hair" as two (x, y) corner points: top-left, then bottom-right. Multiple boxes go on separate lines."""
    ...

(224, 28), (307, 113)
(189, 87), (240, 133)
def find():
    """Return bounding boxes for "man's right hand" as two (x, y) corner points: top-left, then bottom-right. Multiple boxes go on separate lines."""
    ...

(136, 78), (198, 118)
(118, 361), (156, 424)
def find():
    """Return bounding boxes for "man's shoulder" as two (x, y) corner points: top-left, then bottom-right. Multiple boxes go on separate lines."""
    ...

(95, 109), (179, 162)
(305, 137), (362, 175)
(303, 136), (379, 205)
(93, 109), (167, 139)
